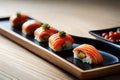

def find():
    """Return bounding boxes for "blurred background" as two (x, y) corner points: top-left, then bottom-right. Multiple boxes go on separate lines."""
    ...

(0, 0), (120, 37)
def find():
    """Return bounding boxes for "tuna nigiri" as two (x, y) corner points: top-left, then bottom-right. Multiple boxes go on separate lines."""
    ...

(49, 31), (74, 52)
(34, 23), (58, 42)
(22, 20), (41, 35)
(73, 44), (103, 65)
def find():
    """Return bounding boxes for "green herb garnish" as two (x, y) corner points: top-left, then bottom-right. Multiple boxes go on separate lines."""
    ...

(58, 31), (66, 37)
(42, 23), (50, 29)
(16, 12), (21, 16)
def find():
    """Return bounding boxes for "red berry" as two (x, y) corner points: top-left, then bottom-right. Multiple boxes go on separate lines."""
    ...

(116, 32), (120, 38)
(102, 32), (108, 37)
(104, 35), (109, 39)
(109, 31), (114, 37)
(114, 32), (117, 36)
(108, 37), (114, 42)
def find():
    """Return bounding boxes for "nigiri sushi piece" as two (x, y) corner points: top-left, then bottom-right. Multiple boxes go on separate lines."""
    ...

(9, 12), (27, 27)
(73, 44), (103, 65)
(49, 31), (74, 52)
(22, 20), (41, 35)
(34, 23), (58, 42)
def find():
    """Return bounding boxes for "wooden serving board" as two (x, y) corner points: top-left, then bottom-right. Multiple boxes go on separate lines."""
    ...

(0, 17), (120, 79)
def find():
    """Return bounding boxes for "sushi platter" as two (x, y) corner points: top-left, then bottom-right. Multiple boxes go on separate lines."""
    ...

(0, 15), (120, 79)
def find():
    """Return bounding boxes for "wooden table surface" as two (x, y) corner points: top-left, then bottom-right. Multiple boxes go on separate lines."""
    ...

(0, 0), (120, 80)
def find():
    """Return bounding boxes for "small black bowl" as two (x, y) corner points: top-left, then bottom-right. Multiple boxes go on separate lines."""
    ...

(89, 27), (120, 45)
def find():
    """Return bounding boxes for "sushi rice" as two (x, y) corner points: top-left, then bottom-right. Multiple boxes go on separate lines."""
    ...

(74, 52), (92, 64)
(49, 41), (73, 52)
(35, 34), (50, 42)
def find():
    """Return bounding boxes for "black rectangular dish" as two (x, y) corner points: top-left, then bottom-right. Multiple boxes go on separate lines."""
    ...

(0, 17), (120, 79)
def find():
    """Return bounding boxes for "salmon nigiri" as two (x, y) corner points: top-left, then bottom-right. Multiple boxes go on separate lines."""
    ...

(9, 12), (27, 27)
(73, 44), (103, 65)
(22, 20), (41, 35)
(34, 23), (58, 42)
(49, 31), (74, 52)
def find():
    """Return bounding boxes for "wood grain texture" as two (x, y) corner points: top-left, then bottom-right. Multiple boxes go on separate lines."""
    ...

(0, 35), (73, 80)
(0, 0), (120, 80)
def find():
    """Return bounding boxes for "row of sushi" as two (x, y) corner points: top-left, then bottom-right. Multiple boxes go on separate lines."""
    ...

(9, 12), (103, 65)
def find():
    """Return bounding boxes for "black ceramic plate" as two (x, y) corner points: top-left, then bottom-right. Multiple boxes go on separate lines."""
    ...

(89, 27), (120, 45)
(0, 17), (120, 70)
